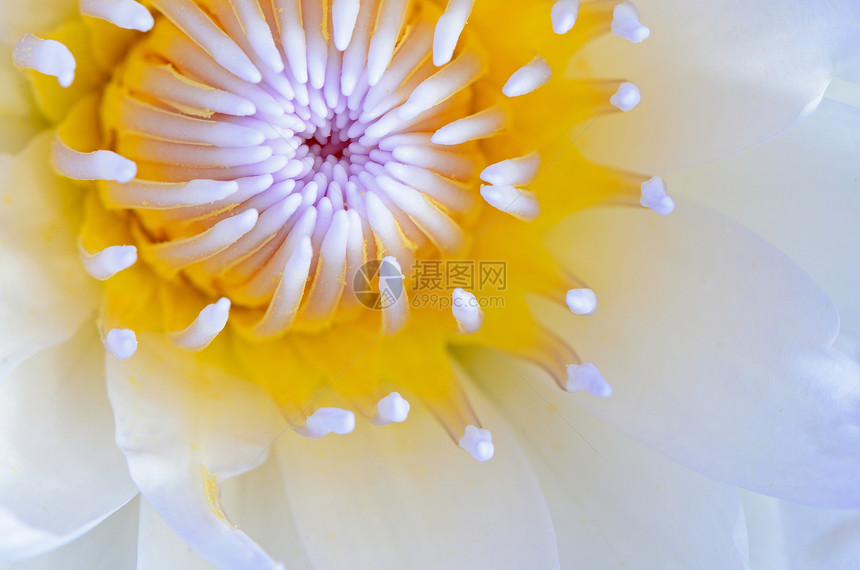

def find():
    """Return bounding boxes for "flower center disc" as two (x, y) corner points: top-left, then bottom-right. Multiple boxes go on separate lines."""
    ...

(99, 0), (487, 337)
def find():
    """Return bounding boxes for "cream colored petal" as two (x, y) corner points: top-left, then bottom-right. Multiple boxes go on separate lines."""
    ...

(543, 201), (860, 507)
(0, 0), (77, 46)
(276, 385), (560, 569)
(828, 0), (860, 84)
(220, 456), (313, 569)
(0, 323), (137, 562)
(137, 455), (314, 570)
(829, 0), (860, 25)
(0, 497), (140, 570)
(0, 54), (46, 154)
(0, 132), (99, 379)
(137, 498), (216, 570)
(106, 334), (284, 569)
(457, 348), (750, 569)
(667, 96), (860, 358)
(740, 489), (860, 569)
(576, 1), (852, 173)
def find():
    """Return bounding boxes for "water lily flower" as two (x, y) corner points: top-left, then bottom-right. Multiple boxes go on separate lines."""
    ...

(1, 0), (859, 568)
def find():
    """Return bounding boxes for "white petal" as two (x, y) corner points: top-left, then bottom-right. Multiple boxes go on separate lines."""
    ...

(136, 498), (216, 570)
(668, 97), (860, 359)
(458, 349), (750, 569)
(544, 201), (860, 507)
(0, 54), (44, 154)
(828, 0), (860, 83)
(829, 0), (860, 28)
(826, 76), (860, 108)
(576, 1), (852, 172)
(106, 334), (284, 569)
(139, 459), (315, 570)
(220, 456), (313, 569)
(740, 489), (860, 569)
(0, 323), (137, 562)
(276, 387), (559, 569)
(0, 133), (99, 379)
(0, 497), (140, 570)
(0, 0), (77, 44)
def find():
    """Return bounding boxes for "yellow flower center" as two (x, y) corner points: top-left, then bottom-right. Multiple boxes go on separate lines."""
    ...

(14, 0), (668, 459)
(96, 0), (486, 339)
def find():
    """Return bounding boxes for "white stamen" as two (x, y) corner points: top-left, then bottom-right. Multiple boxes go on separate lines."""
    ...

(147, 209), (259, 270)
(612, 2), (650, 43)
(80, 0), (154, 32)
(275, 0), (309, 84)
(380, 256), (409, 335)
(373, 392), (411, 425)
(566, 363), (612, 397)
(640, 176), (675, 215)
(566, 288), (598, 316)
(480, 185), (540, 221)
(150, 0), (262, 83)
(250, 236), (314, 338)
(459, 425), (494, 461)
(80, 244), (137, 280)
(104, 329), (137, 359)
(52, 137), (136, 183)
(154, 31), (285, 114)
(154, 175), (273, 224)
(503, 56), (551, 97)
(390, 146), (473, 180)
(301, 0), (328, 89)
(118, 96), (266, 147)
(551, 0), (580, 35)
(384, 162), (474, 212)
(339, 0), (375, 95)
(377, 132), (436, 152)
(332, 0), (361, 51)
(452, 288), (484, 334)
(432, 106), (507, 145)
(199, 194), (303, 274)
(230, 0), (285, 73)
(102, 179), (239, 209)
(480, 151), (541, 186)
(229, 210), (314, 306)
(357, 194), (405, 268)
(132, 63), (258, 116)
(302, 210), (350, 321)
(397, 51), (484, 121)
(376, 176), (465, 254)
(362, 21), (434, 113)
(342, 209), (365, 306)
(610, 82), (641, 112)
(366, 0), (409, 86)
(13, 34), (76, 87)
(433, 0), (475, 66)
(169, 298), (231, 351)
(301, 407), (356, 439)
